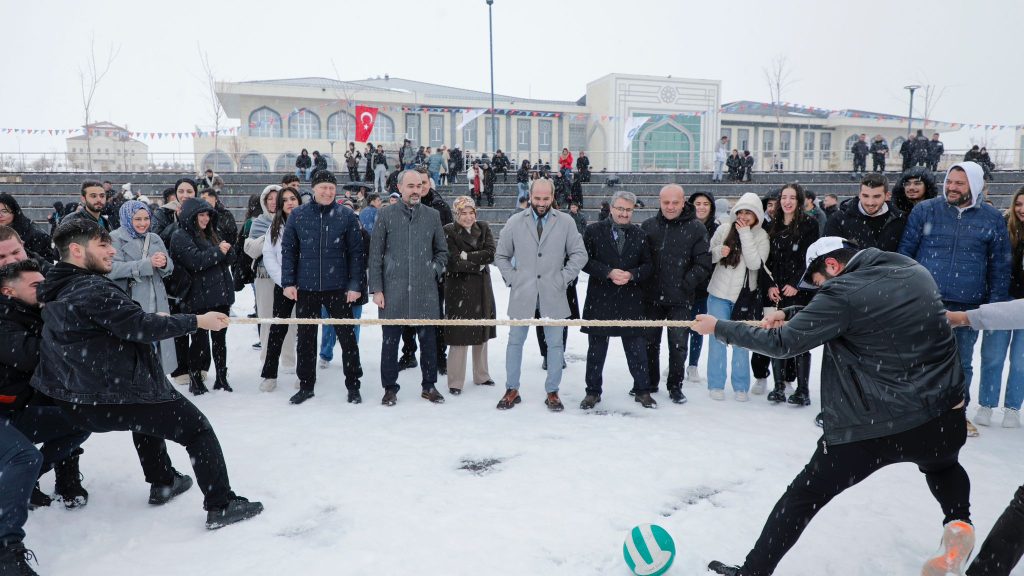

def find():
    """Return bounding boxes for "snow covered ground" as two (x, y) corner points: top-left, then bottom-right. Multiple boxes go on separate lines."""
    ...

(25, 270), (1024, 576)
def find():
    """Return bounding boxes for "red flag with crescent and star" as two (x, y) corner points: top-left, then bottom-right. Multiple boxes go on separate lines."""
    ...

(355, 105), (378, 142)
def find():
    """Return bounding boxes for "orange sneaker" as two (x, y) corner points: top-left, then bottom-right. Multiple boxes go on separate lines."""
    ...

(921, 520), (974, 576)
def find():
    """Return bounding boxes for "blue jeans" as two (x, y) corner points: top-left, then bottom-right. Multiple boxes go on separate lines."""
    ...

(979, 329), (1024, 410)
(320, 305), (363, 361)
(706, 294), (751, 392)
(381, 325), (437, 391)
(0, 418), (41, 546)
(688, 297), (708, 367)
(429, 171), (440, 189)
(296, 167), (312, 181)
(506, 325), (564, 393)
(517, 182), (529, 203)
(947, 302), (980, 406)
(713, 160), (724, 181)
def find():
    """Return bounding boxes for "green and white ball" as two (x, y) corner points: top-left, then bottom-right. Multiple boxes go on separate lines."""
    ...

(623, 523), (676, 576)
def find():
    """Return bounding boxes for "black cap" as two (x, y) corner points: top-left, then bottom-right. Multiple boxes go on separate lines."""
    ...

(310, 170), (337, 188)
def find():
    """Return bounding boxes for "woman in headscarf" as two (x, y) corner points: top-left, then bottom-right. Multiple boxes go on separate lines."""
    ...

(108, 200), (177, 374)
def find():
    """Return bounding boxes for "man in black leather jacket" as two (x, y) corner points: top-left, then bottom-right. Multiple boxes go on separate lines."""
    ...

(696, 239), (973, 576)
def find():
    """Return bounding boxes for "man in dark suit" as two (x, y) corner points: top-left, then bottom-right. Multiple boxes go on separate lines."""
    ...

(581, 191), (656, 409)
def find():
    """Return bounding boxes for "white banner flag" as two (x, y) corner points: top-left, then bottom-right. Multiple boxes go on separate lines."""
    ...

(622, 116), (651, 151)
(457, 109), (487, 130)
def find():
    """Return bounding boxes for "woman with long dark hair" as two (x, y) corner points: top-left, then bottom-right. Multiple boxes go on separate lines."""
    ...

(259, 188), (304, 393)
(976, 186), (1024, 428)
(0, 193), (56, 261)
(516, 160), (531, 204)
(169, 198), (236, 395)
(764, 182), (819, 406)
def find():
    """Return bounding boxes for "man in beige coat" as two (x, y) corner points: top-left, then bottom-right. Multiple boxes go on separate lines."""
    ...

(494, 178), (588, 411)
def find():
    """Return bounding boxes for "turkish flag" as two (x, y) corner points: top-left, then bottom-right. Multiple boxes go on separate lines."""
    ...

(355, 105), (378, 142)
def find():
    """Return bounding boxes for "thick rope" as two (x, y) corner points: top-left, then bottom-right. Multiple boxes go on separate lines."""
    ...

(230, 317), (764, 328)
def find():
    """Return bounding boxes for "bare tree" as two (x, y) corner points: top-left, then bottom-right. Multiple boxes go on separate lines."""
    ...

(198, 45), (224, 162)
(79, 34), (120, 171)
(920, 84), (947, 128)
(763, 54), (795, 169)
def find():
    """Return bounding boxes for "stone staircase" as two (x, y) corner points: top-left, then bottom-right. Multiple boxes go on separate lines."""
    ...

(4, 170), (1023, 237)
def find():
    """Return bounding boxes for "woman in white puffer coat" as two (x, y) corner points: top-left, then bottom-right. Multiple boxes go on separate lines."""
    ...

(705, 192), (770, 401)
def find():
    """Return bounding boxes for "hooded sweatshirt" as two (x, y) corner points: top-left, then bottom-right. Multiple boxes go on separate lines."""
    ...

(707, 192), (770, 303)
(898, 161), (1012, 305)
(244, 185), (280, 260)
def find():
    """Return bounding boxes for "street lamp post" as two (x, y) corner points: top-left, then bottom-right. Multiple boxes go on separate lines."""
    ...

(486, 0), (496, 154)
(904, 85), (921, 140)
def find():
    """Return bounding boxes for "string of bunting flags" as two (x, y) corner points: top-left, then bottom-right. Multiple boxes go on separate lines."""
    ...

(5, 99), (1022, 138)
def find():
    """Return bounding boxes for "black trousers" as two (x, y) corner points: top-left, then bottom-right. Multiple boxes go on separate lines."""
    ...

(872, 157), (885, 172)
(537, 281), (579, 357)
(968, 485), (1024, 575)
(188, 305), (230, 376)
(52, 397), (233, 510)
(741, 407), (971, 575)
(401, 284), (447, 362)
(585, 334), (649, 396)
(169, 300), (190, 376)
(289, 289), (362, 391)
(347, 166), (360, 181)
(853, 156), (867, 173)
(645, 302), (691, 392)
(752, 353), (794, 381)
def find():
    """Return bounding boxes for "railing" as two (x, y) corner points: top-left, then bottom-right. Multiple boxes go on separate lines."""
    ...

(0, 148), (1020, 174)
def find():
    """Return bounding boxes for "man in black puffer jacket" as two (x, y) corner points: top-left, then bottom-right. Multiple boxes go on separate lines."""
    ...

(31, 219), (263, 530)
(823, 172), (906, 251)
(697, 240), (972, 576)
(641, 184), (712, 403)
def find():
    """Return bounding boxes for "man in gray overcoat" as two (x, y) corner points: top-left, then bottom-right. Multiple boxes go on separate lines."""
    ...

(494, 178), (588, 411)
(369, 169), (449, 406)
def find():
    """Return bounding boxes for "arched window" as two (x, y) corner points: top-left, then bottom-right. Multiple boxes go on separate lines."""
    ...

(248, 107), (282, 138)
(844, 134), (859, 160)
(369, 113), (395, 144)
(327, 112), (357, 142)
(631, 119), (695, 170)
(892, 136), (906, 152)
(239, 152), (269, 172)
(274, 153), (298, 172)
(202, 150), (234, 173)
(288, 109), (321, 139)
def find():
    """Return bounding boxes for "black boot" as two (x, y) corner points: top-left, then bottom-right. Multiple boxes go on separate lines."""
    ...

(188, 371), (208, 396)
(213, 368), (233, 392)
(149, 470), (193, 505)
(206, 495), (264, 530)
(53, 450), (88, 509)
(0, 542), (38, 576)
(708, 561), (742, 575)
(787, 354), (811, 406)
(397, 353), (418, 371)
(29, 484), (52, 509)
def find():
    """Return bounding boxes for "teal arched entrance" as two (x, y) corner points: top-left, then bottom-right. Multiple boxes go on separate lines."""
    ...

(630, 117), (700, 171)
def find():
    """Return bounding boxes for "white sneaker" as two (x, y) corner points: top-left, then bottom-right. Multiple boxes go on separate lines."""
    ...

(259, 378), (277, 392)
(709, 389), (725, 401)
(318, 358), (330, 369)
(172, 374), (190, 386)
(975, 406), (993, 427)
(283, 365), (297, 375)
(751, 378), (767, 395)
(201, 371), (209, 382)
(1003, 408), (1021, 428)
(685, 366), (705, 383)
(734, 391), (749, 402)
(785, 381), (795, 395)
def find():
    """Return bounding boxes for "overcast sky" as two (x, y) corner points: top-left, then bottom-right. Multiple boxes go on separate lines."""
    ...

(2, 0), (1021, 158)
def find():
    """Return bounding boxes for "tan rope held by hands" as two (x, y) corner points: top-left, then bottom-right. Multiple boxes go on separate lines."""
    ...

(229, 317), (764, 328)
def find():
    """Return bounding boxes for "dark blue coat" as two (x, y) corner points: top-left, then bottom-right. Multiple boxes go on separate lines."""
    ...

(898, 196), (1012, 305)
(582, 219), (654, 337)
(31, 263), (197, 404)
(281, 200), (364, 293)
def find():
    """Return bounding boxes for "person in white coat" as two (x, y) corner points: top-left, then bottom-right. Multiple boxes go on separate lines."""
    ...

(243, 185), (296, 372)
(494, 178), (588, 411)
(713, 136), (729, 182)
(705, 192), (769, 401)
(258, 188), (303, 392)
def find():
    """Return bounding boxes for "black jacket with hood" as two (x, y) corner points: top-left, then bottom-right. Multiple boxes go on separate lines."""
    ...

(0, 193), (57, 262)
(688, 191), (719, 301)
(891, 167), (938, 214)
(30, 263), (197, 404)
(640, 204), (712, 309)
(169, 198), (236, 313)
(715, 248), (965, 446)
